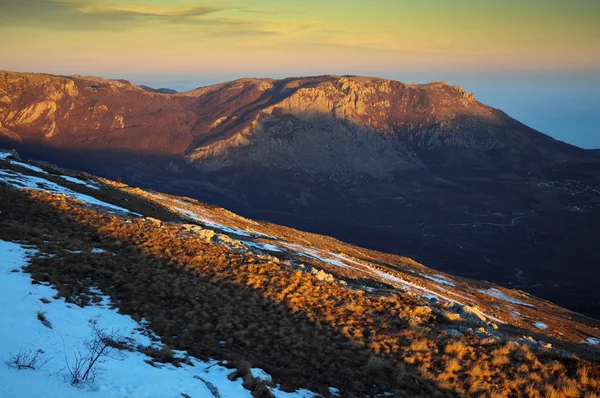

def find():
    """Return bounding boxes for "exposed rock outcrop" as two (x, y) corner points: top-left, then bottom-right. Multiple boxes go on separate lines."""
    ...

(0, 71), (577, 179)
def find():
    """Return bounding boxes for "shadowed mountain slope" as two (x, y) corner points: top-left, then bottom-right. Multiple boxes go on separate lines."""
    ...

(1, 150), (600, 397)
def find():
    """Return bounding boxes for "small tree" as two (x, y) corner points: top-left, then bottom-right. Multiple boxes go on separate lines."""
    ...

(65, 319), (126, 387)
(6, 348), (50, 370)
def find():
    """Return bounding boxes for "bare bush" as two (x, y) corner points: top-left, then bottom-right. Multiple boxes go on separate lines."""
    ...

(65, 319), (126, 387)
(36, 310), (52, 329)
(5, 348), (49, 370)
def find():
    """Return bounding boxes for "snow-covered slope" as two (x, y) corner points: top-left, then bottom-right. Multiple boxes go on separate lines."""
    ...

(0, 152), (137, 215)
(0, 239), (314, 398)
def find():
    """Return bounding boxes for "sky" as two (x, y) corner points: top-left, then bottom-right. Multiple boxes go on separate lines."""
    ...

(0, 0), (598, 147)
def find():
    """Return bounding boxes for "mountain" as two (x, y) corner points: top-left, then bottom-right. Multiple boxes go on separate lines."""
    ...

(1, 70), (600, 319)
(0, 71), (579, 164)
(138, 84), (179, 94)
(1, 150), (600, 397)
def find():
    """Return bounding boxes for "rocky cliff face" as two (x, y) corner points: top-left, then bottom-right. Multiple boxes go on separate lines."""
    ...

(0, 71), (198, 153)
(0, 71), (579, 180)
(185, 76), (573, 178)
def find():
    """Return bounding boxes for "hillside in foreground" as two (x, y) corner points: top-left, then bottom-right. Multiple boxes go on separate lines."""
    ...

(2, 71), (600, 319)
(1, 149), (600, 397)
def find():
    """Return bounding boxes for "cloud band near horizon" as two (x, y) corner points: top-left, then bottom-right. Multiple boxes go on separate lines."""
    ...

(0, 0), (598, 75)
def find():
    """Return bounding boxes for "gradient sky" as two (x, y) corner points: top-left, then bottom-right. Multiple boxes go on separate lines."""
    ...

(1, 0), (599, 147)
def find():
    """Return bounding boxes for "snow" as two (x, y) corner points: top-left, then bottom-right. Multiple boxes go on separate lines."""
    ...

(0, 240), (316, 398)
(178, 208), (251, 237)
(246, 230), (278, 240)
(0, 169), (139, 216)
(534, 322), (548, 330)
(241, 241), (282, 252)
(159, 197), (253, 237)
(60, 175), (101, 190)
(146, 191), (278, 240)
(370, 268), (505, 324)
(271, 389), (316, 398)
(251, 368), (272, 383)
(310, 254), (353, 269)
(275, 239), (510, 325)
(328, 387), (340, 396)
(275, 242), (507, 323)
(421, 274), (456, 286)
(11, 160), (48, 175)
(0, 151), (48, 174)
(278, 243), (363, 273)
(477, 288), (534, 307)
(587, 337), (600, 345)
(90, 248), (105, 254)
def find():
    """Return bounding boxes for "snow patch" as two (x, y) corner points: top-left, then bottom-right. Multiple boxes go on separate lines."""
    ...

(586, 337), (600, 345)
(0, 152), (47, 175)
(477, 288), (534, 307)
(279, 243), (363, 273)
(11, 160), (48, 175)
(246, 230), (278, 240)
(534, 322), (548, 330)
(250, 368), (272, 383)
(147, 192), (277, 240)
(271, 388), (316, 398)
(0, 240), (316, 398)
(178, 208), (251, 237)
(422, 274), (456, 286)
(241, 241), (282, 252)
(372, 269), (505, 324)
(278, 243), (507, 323)
(0, 169), (139, 216)
(60, 175), (101, 190)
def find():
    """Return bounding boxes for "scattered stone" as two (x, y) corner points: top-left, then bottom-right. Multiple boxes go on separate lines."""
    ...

(194, 376), (221, 398)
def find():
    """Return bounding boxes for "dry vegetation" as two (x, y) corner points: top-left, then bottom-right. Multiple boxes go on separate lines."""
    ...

(111, 178), (600, 349)
(1, 184), (600, 398)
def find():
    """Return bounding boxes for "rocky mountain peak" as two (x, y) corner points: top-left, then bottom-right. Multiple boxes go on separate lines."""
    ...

(183, 75), (534, 177)
(0, 71), (580, 178)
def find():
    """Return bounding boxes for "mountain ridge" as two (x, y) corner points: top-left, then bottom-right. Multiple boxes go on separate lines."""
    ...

(0, 70), (585, 179)
(138, 84), (179, 95)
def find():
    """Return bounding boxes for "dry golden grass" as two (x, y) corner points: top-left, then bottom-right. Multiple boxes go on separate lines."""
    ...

(560, 380), (582, 398)
(444, 341), (472, 360)
(1, 184), (599, 397)
(445, 358), (461, 374)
